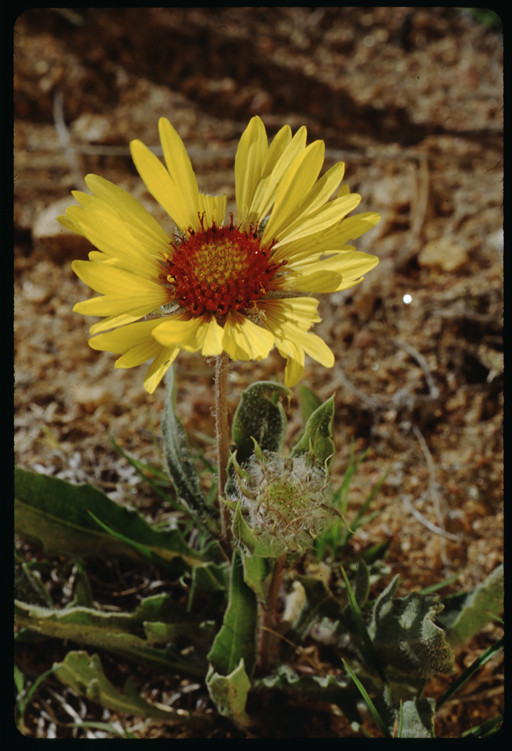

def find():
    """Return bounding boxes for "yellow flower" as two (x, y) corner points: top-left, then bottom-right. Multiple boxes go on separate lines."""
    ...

(59, 117), (380, 393)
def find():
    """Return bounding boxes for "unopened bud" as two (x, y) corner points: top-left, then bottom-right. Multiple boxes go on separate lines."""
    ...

(234, 451), (334, 555)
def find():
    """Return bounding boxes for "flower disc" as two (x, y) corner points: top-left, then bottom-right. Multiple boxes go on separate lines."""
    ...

(165, 221), (284, 317)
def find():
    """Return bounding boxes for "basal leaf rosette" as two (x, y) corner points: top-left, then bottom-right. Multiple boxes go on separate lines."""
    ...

(58, 117), (380, 393)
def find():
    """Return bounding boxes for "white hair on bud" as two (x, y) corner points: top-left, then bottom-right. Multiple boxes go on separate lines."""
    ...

(232, 450), (334, 555)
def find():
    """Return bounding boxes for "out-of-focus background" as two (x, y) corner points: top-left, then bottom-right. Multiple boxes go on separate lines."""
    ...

(14, 8), (503, 738)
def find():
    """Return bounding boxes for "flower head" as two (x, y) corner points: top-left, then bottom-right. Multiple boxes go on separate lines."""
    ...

(59, 117), (380, 392)
(234, 451), (333, 556)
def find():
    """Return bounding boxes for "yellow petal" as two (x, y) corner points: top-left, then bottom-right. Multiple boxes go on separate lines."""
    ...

(116, 339), (163, 368)
(289, 269), (343, 293)
(284, 358), (305, 387)
(223, 312), (275, 361)
(298, 330), (334, 368)
(74, 295), (165, 318)
(90, 312), (144, 335)
(67, 206), (163, 278)
(292, 161), (345, 219)
(283, 297), (322, 328)
(275, 193), (361, 248)
(252, 126), (308, 220)
(235, 116), (267, 221)
(86, 317), (179, 394)
(260, 298), (320, 333)
(130, 138), (200, 233)
(143, 347), (180, 394)
(152, 316), (209, 352)
(272, 211), (381, 263)
(56, 211), (85, 235)
(89, 318), (165, 354)
(261, 140), (325, 242)
(72, 260), (164, 297)
(241, 139), (268, 223)
(275, 339), (305, 388)
(263, 124), (292, 176)
(158, 118), (201, 228)
(335, 212), (381, 243)
(263, 308), (334, 370)
(202, 317), (225, 356)
(288, 249), (380, 281)
(325, 251), (380, 287)
(85, 174), (170, 247)
(87, 251), (110, 263)
(198, 192), (227, 227)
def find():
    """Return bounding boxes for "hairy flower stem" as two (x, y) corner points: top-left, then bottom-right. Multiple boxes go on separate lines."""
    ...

(257, 553), (287, 673)
(215, 352), (232, 550)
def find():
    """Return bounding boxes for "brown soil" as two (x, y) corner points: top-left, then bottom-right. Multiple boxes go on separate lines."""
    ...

(14, 8), (503, 739)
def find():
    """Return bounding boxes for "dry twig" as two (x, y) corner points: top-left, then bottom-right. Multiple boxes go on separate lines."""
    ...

(400, 494), (461, 543)
(394, 339), (439, 400)
(52, 90), (87, 192)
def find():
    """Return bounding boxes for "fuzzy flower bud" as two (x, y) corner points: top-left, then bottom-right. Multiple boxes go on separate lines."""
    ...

(233, 450), (334, 556)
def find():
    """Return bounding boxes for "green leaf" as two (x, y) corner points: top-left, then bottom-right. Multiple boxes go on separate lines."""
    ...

(355, 539), (391, 567)
(298, 384), (323, 426)
(231, 381), (291, 463)
(87, 511), (187, 574)
(368, 576), (455, 683)
(162, 366), (220, 536)
(69, 560), (94, 609)
(15, 468), (205, 568)
(315, 441), (372, 559)
(206, 659), (252, 729)
(375, 684), (435, 738)
(54, 651), (189, 723)
(15, 595), (207, 679)
(398, 697), (437, 738)
(290, 394), (335, 468)
(461, 713), (504, 738)
(346, 560), (370, 609)
(207, 551), (258, 678)
(397, 699), (404, 737)
(465, 8), (502, 29)
(190, 561), (228, 594)
(257, 664), (361, 726)
(436, 637), (503, 711)
(323, 459), (387, 559)
(242, 554), (273, 603)
(14, 559), (54, 608)
(342, 660), (390, 737)
(143, 619), (216, 644)
(341, 565), (387, 685)
(231, 500), (258, 556)
(419, 573), (460, 595)
(436, 564), (503, 647)
(15, 664), (59, 727)
(14, 663), (24, 696)
(231, 500), (288, 559)
(294, 384), (323, 447)
(187, 560), (228, 615)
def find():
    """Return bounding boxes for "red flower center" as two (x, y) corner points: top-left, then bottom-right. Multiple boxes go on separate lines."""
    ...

(164, 218), (286, 317)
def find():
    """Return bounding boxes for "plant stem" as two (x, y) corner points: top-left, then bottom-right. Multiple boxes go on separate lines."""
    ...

(257, 553), (287, 673)
(215, 352), (232, 548)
